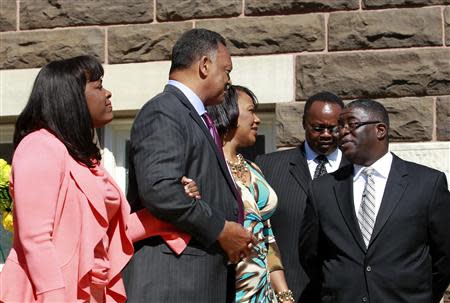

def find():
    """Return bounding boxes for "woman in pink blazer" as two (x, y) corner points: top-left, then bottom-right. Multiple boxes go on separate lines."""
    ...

(0, 56), (190, 303)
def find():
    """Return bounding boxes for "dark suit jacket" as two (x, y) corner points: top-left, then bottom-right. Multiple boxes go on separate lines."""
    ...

(299, 154), (450, 303)
(123, 85), (240, 302)
(255, 143), (348, 301)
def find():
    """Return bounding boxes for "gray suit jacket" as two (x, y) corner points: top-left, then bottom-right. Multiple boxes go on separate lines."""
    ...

(255, 144), (348, 302)
(123, 85), (240, 302)
(299, 155), (450, 303)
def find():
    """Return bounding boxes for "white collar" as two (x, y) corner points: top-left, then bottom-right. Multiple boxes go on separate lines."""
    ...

(168, 80), (206, 116)
(305, 140), (340, 163)
(353, 152), (393, 181)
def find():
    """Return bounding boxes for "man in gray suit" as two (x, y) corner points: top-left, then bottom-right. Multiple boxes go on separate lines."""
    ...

(256, 92), (347, 302)
(123, 29), (254, 302)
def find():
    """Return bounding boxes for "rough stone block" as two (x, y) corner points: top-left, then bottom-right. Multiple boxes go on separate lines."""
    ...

(437, 97), (450, 141)
(445, 7), (450, 46)
(296, 49), (450, 100)
(245, 0), (359, 16)
(363, 0), (450, 9)
(20, 0), (152, 30)
(0, 0), (16, 32)
(329, 8), (442, 51)
(0, 28), (104, 69)
(380, 97), (433, 142)
(108, 23), (192, 64)
(156, 0), (241, 21)
(276, 102), (305, 147)
(198, 15), (324, 56)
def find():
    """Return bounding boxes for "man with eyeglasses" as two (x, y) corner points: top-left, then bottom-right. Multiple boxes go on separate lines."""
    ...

(255, 91), (349, 301)
(299, 99), (450, 303)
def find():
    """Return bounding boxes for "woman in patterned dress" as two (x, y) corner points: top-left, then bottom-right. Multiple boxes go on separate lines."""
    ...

(207, 85), (294, 303)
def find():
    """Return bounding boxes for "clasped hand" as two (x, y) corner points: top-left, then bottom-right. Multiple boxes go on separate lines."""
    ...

(182, 177), (256, 264)
(218, 221), (257, 264)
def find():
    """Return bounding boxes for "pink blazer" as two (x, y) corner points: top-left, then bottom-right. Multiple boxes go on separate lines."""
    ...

(0, 129), (189, 303)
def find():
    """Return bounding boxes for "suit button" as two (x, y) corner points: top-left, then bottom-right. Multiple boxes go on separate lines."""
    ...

(366, 266), (372, 272)
(362, 296), (368, 302)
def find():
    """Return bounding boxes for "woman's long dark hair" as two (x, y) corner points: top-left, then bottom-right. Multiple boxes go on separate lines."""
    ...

(13, 55), (104, 168)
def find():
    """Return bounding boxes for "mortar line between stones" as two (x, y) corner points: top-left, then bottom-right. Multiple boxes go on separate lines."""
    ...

(441, 6), (446, 46)
(324, 13), (329, 53)
(153, 0), (157, 23)
(296, 45), (448, 56)
(292, 54), (296, 102)
(104, 28), (108, 65)
(16, 0), (20, 31)
(359, 0), (363, 11)
(242, 0), (245, 17)
(349, 5), (444, 13)
(432, 97), (437, 141)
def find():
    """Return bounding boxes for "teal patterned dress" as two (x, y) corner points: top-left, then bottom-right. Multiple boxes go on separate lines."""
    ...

(235, 161), (283, 303)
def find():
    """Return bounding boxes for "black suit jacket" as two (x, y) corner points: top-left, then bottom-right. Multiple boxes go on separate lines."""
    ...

(123, 85), (240, 302)
(255, 143), (348, 301)
(299, 154), (450, 303)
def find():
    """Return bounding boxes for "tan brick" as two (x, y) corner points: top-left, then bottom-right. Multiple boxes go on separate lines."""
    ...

(20, 0), (152, 30)
(437, 97), (450, 141)
(381, 97), (433, 142)
(245, 0), (358, 16)
(0, 28), (104, 69)
(276, 102), (305, 148)
(296, 49), (450, 100)
(0, 0), (16, 32)
(108, 23), (192, 64)
(156, 0), (240, 21)
(329, 8), (442, 51)
(198, 15), (324, 56)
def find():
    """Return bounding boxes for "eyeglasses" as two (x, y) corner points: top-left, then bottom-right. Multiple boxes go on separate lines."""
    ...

(309, 125), (339, 134)
(336, 120), (381, 132)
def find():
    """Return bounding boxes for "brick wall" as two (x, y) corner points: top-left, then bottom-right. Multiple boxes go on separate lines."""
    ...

(0, 0), (449, 301)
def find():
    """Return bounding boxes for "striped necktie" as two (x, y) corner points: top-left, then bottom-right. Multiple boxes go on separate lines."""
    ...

(358, 167), (376, 248)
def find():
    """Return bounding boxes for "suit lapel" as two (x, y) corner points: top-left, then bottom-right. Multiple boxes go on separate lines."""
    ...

(289, 144), (311, 194)
(339, 153), (351, 168)
(369, 155), (408, 247)
(68, 158), (108, 227)
(164, 85), (239, 200)
(333, 165), (367, 252)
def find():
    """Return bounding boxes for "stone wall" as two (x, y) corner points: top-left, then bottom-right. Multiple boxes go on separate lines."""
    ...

(1, 0), (449, 147)
(1, 0), (449, 300)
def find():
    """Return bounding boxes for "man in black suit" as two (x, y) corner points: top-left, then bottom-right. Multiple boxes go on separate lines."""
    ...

(255, 92), (347, 301)
(123, 29), (254, 302)
(300, 99), (450, 303)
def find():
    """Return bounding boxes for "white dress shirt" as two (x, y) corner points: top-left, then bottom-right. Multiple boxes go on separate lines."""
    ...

(305, 141), (343, 179)
(353, 152), (393, 218)
(168, 80), (207, 126)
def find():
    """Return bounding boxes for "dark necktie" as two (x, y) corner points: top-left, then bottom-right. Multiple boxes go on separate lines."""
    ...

(202, 111), (244, 224)
(313, 155), (328, 179)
